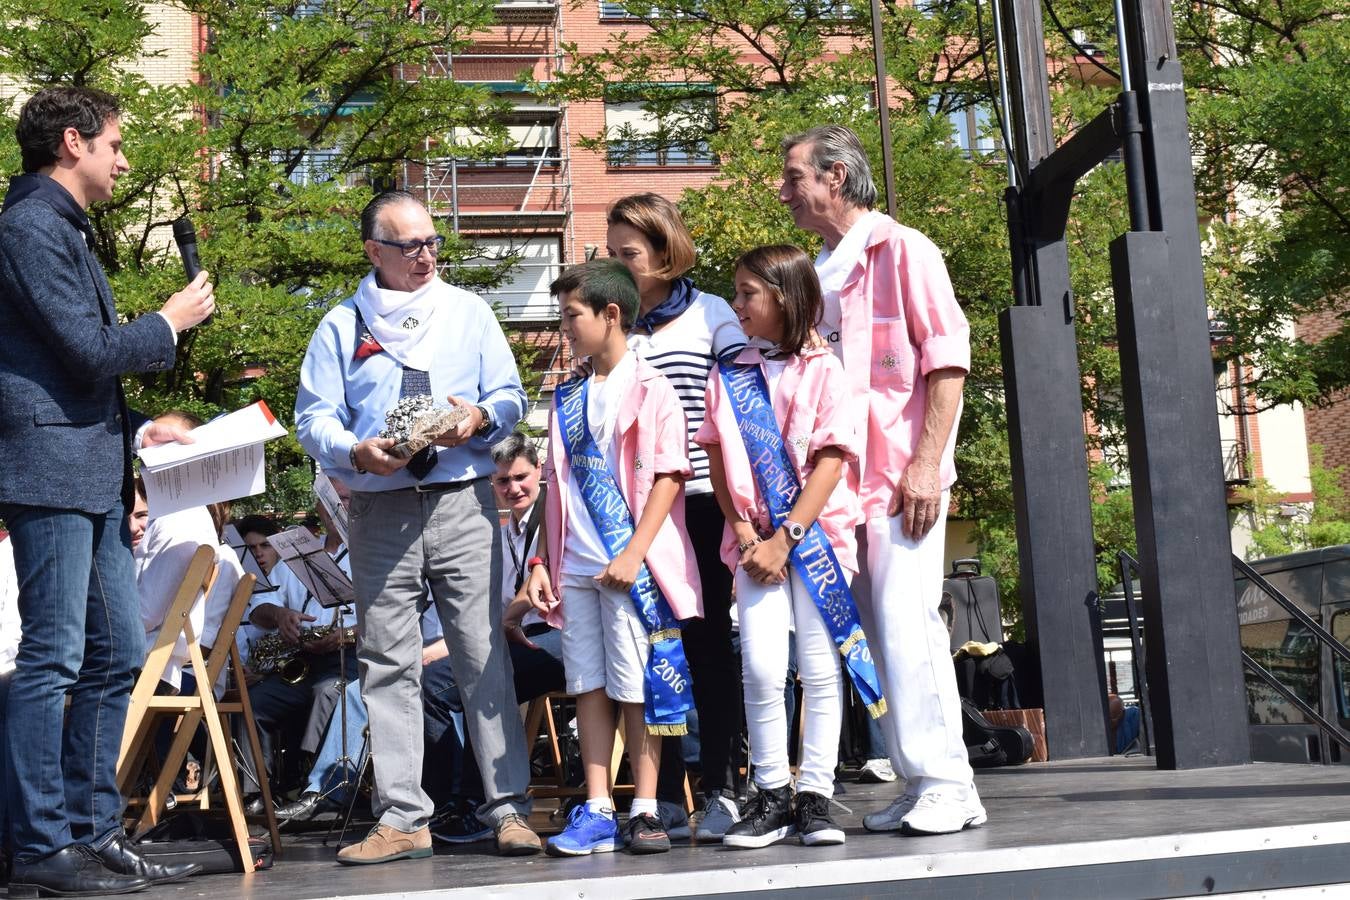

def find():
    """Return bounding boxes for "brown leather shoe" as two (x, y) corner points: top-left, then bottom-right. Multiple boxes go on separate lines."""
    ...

(337, 824), (432, 866)
(495, 813), (542, 856)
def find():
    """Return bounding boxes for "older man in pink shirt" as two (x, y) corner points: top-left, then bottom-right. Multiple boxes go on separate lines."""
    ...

(780, 124), (985, 835)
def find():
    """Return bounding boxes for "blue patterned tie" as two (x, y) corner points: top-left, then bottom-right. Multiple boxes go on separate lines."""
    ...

(401, 366), (438, 480)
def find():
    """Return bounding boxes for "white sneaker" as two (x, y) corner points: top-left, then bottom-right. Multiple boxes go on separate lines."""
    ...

(900, 792), (988, 835)
(858, 758), (897, 783)
(656, 799), (692, 841)
(694, 794), (740, 840)
(862, 790), (921, 832)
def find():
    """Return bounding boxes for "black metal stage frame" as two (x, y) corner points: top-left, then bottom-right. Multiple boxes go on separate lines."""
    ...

(106, 758), (1350, 899)
(993, 0), (1250, 768)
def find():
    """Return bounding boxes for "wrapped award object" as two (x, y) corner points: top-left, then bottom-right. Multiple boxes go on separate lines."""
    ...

(380, 395), (470, 459)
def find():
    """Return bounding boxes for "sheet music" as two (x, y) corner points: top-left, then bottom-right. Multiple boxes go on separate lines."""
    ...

(138, 401), (289, 516)
(313, 471), (349, 545)
(268, 526), (354, 609)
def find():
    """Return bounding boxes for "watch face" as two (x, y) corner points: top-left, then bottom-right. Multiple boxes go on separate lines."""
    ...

(787, 522), (806, 541)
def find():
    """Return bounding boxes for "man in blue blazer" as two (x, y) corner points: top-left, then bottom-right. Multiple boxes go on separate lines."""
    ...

(0, 87), (214, 897)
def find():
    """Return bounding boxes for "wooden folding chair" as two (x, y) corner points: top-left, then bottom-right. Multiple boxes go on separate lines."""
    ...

(117, 545), (217, 792)
(117, 547), (279, 871)
(522, 692), (587, 802)
(610, 718), (695, 812)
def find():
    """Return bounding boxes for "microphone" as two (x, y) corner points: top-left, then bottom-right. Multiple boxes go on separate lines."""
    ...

(172, 217), (202, 282)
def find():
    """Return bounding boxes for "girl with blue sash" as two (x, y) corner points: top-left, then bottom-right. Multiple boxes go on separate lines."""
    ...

(524, 260), (701, 858)
(696, 246), (884, 850)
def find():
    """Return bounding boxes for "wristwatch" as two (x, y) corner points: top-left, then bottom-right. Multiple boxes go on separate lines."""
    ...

(349, 444), (367, 474)
(783, 520), (807, 544)
(474, 404), (493, 436)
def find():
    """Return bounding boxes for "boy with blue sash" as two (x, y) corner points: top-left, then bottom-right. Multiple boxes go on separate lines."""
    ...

(523, 259), (702, 857)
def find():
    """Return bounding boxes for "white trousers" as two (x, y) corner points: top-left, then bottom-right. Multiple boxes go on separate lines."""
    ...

(854, 497), (976, 797)
(737, 568), (843, 798)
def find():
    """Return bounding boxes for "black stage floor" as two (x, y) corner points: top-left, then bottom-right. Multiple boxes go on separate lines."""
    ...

(10, 757), (1350, 899)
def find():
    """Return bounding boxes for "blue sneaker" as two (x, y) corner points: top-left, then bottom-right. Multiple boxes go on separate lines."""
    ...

(546, 804), (620, 857)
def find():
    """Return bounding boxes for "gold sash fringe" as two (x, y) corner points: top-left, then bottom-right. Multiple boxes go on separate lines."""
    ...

(647, 723), (688, 736)
(866, 698), (889, 719)
(648, 628), (682, 644)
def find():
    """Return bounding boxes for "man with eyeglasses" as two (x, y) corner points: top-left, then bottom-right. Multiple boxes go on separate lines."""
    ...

(295, 190), (540, 864)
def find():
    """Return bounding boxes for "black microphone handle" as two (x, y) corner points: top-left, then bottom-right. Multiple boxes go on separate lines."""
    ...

(179, 241), (202, 282)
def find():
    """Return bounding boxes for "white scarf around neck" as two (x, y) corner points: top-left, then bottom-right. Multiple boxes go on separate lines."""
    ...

(353, 270), (448, 370)
(815, 209), (884, 295)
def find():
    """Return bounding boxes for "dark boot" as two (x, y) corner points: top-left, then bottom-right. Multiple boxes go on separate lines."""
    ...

(93, 829), (201, 884)
(8, 844), (150, 898)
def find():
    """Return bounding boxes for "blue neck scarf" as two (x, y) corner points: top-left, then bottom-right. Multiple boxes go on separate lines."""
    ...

(632, 277), (696, 335)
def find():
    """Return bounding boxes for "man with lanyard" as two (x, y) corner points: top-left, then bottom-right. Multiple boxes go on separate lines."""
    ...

(495, 433), (565, 699)
(295, 190), (539, 863)
(779, 125), (986, 835)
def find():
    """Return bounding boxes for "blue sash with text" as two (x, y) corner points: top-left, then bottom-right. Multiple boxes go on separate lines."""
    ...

(555, 377), (694, 735)
(719, 362), (887, 718)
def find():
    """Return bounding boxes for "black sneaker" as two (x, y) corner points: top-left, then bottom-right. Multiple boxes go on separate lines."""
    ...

(722, 784), (795, 849)
(795, 791), (845, 846)
(429, 803), (493, 844)
(622, 812), (671, 855)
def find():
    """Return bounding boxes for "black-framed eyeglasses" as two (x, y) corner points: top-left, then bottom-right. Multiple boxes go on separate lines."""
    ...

(373, 235), (446, 259)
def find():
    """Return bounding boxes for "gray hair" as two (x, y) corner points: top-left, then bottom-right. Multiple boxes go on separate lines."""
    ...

(491, 432), (540, 468)
(360, 189), (422, 242)
(781, 125), (878, 211)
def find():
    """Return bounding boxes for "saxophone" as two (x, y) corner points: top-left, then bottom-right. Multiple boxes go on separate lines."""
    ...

(247, 619), (355, 685)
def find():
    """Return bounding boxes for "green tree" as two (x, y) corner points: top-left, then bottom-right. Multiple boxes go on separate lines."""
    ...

(1235, 447), (1350, 559)
(1051, 0), (1349, 409)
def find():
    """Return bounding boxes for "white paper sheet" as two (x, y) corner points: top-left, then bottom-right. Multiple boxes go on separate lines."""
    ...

(138, 402), (289, 516)
(313, 471), (349, 545)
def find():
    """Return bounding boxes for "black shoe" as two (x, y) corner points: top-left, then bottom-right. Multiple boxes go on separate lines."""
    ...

(244, 794), (266, 817)
(93, 829), (202, 884)
(275, 791), (328, 825)
(722, 784), (795, 850)
(8, 844), (150, 898)
(429, 804), (493, 844)
(622, 812), (671, 855)
(794, 791), (845, 846)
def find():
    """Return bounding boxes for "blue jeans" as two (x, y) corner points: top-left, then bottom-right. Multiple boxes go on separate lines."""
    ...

(1, 668), (12, 851)
(421, 655), (473, 805)
(0, 502), (144, 862)
(305, 679), (369, 802)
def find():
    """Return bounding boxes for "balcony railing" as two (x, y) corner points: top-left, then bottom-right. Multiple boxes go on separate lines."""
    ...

(1220, 436), (1249, 485)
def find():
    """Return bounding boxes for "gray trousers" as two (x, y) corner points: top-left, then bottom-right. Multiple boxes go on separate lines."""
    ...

(348, 479), (531, 831)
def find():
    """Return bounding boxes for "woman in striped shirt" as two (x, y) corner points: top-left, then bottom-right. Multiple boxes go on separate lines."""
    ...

(607, 193), (747, 839)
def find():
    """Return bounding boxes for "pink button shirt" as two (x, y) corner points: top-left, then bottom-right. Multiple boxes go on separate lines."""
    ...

(543, 356), (703, 625)
(696, 346), (863, 574)
(833, 216), (971, 520)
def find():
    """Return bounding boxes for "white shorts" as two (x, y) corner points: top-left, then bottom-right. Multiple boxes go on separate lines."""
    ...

(558, 571), (650, 704)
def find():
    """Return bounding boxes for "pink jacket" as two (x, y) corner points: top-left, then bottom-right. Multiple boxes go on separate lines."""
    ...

(543, 355), (703, 624)
(696, 346), (863, 574)
(835, 217), (970, 520)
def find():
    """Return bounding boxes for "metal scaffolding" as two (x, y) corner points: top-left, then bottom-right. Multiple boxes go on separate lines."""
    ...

(401, 0), (573, 329)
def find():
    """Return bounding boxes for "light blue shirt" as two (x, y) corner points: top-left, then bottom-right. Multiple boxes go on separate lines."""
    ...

(295, 283), (527, 492)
